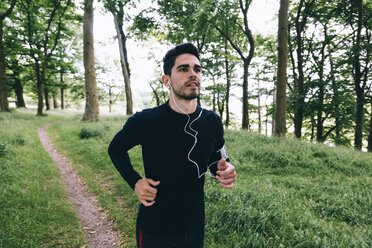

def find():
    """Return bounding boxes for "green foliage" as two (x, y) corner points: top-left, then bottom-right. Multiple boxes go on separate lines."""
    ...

(129, 7), (160, 40)
(0, 141), (7, 157)
(78, 126), (110, 139)
(48, 114), (372, 248)
(4, 0), (82, 115)
(0, 109), (85, 247)
(287, 0), (372, 146)
(12, 134), (26, 146)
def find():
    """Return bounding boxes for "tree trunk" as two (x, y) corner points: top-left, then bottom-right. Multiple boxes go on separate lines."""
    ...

(0, 19), (9, 111)
(257, 81), (262, 133)
(271, 88), (276, 136)
(294, 26), (305, 137)
(310, 115), (315, 141)
(316, 84), (324, 142)
(60, 72), (65, 109)
(61, 88), (65, 109)
(224, 40), (231, 128)
(291, 0), (314, 138)
(82, 0), (99, 122)
(353, 0), (364, 150)
(0, 0), (15, 112)
(328, 42), (341, 144)
(37, 42), (50, 115)
(265, 103), (269, 136)
(108, 86), (112, 113)
(111, 6), (133, 115)
(368, 101), (372, 152)
(149, 83), (160, 106)
(53, 93), (58, 108)
(275, 0), (289, 136)
(294, 96), (305, 138)
(354, 90), (364, 150)
(197, 96), (202, 107)
(316, 38), (326, 142)
(242, 59), (249, 129)
(13, 70), (26, 108)
(217, 90), (224, 122)
(44, 86), (50, 110)
(35, 62), (44, 116)
(212, 92), (216, 112)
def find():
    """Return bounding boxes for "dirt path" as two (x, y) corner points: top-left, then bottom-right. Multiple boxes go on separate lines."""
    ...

(38, 123), (120, 248)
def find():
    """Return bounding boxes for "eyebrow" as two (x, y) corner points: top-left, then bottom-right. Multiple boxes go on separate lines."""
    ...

(176, 64), (202, 70)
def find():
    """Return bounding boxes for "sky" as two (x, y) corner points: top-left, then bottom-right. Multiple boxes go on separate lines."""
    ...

(93, 0), (280, 117)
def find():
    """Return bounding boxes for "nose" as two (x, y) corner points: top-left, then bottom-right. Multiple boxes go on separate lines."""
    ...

(189, 70), (197, 78)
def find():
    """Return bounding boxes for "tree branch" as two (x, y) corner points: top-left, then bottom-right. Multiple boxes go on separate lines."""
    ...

(0, 0), (16, 20)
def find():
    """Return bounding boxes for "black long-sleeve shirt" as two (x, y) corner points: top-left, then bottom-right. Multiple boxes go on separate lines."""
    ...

(108, 102), (226, 234)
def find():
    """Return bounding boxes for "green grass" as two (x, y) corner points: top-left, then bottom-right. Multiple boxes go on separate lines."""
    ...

(47, 114), (372, 248)
(0, 109), (85, 248)
(204, 131), (372, 247)
(31, 111), (372, 247)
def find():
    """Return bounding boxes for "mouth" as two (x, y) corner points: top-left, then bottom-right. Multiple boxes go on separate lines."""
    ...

(186, 81), (199, 88)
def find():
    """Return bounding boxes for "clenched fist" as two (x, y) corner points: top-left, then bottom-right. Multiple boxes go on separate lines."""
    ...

(134, 178), (160, 207)
(216, 158), (236, 189)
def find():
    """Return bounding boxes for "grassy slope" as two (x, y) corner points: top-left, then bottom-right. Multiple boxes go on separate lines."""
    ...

(47, 114), (372, 248)
(0, 109), (85, 248)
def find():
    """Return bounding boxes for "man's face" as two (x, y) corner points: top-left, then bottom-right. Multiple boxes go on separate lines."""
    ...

(169, 53), (202, 100)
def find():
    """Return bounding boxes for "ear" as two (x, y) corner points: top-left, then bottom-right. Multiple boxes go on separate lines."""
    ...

(162, 75), (171, 88)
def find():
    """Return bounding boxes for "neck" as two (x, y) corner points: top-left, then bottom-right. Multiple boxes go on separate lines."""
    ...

(168, 95), (197, 114)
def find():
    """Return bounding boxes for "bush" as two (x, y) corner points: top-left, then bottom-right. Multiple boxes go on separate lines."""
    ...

(12, 135), (26, 146)
(0, 142), (7, 157)
(78, 127), (104, 139)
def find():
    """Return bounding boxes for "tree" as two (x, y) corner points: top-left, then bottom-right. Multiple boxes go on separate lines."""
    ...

(305, 2), (343, 143)
(202, 38), (237, 126)
(275, 0), (289, 136)
(82, 0), (99, 121)
(4, 20), (27, 108)
(349, 0), (371, 150)
(19, 0), (76, 116)
(329, 0), (372, 149)
(56, 27), (82, 110)
(157, 0), (213, 52)
(0, 0), (16, 112)
(8, 58), (26, 108)
(102, 0), (133, 115)
(201, 0), (255, 129)
(288, 0), (316, 138)
(368, 99), (372, 152)
(252, 34), (277, 135)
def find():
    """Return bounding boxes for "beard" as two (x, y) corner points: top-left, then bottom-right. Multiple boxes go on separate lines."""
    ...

(172, 84), (200, 100)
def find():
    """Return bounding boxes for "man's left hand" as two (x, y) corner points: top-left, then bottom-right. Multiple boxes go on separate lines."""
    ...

(216, 158), (236, 189)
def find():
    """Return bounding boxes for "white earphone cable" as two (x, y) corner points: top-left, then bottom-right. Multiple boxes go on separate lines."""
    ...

(168, 82), (223, 178)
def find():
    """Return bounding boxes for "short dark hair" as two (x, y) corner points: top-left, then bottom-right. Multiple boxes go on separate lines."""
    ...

(163, 42), (200, 76)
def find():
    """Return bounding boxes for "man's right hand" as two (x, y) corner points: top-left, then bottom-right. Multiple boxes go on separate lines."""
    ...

(134, 178), (160, 207)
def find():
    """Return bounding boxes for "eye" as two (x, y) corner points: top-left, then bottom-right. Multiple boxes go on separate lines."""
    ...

(179, 68), (188, 72)
(194, 68), (201, 73)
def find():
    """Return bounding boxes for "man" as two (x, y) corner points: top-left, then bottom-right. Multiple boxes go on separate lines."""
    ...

(108, 42), (236, 248)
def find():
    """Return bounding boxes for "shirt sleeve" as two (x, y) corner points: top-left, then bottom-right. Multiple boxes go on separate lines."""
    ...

(208, 114), (229, 176)
(108, 113), (143, 189)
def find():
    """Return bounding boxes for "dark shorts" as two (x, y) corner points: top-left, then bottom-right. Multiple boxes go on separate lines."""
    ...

(136, 226), (204, 248)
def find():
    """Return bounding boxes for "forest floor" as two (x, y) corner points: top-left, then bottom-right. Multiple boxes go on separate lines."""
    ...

(38, 122), (120, 248)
